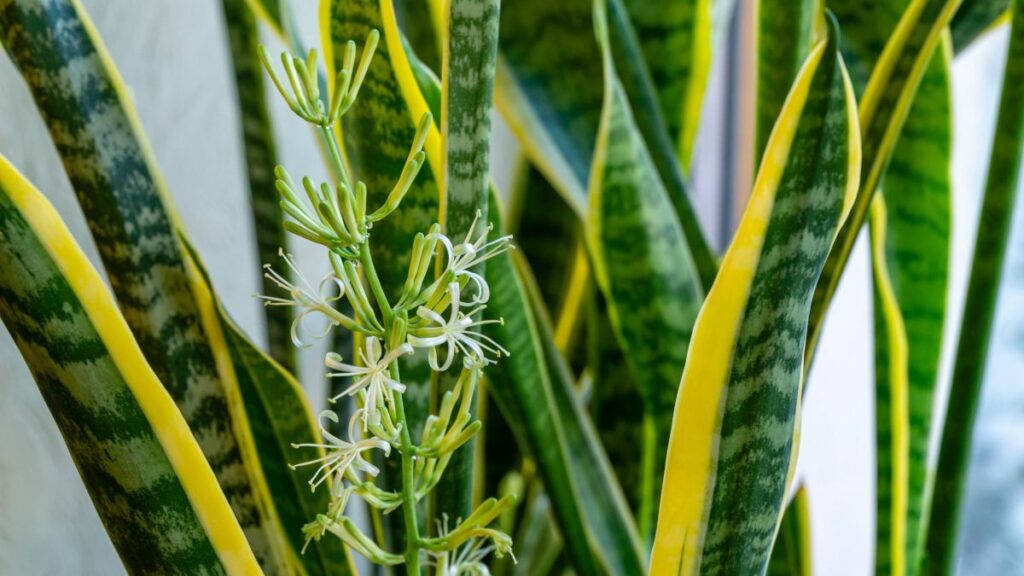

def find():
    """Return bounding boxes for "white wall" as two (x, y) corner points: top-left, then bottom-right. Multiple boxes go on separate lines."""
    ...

(0, 1), (1022, 574)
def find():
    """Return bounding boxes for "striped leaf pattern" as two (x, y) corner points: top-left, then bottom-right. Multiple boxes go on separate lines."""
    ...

(0, 0), (285, 567)
(808, 0), (960, 359)
(601, 0), (716, 290)
(621, 0), (710, 170)
(220, 0), (296, 374)
(588, 0), (705, 541)
(0, 156), (260, 575)
(754, 0), (819, 167)
(874, 45), (952, 576)
(829, 3), (954, 572)
(867, 17), (949, 576)
(182, 239), (355, 576)
(433, 0), (501, 523)
(484, 193), (645, 576)
(651, 18), (859, 574)
(926, 1), (1024, 572)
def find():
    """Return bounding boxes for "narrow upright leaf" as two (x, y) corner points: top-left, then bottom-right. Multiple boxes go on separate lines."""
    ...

(395, 0), (443, 71)
(0, 156), (260, 575)
(621, 0), (711, 170)
(220, 0), (295, 373)
(433, 0), (501, 523)
(808, 0), (960, 359)
(830, 4), (954, 572)
(485, 194), (645, 576)
(767, 486), (813, 576)
(495, 0), (603, 215)
(587, 0), (705, 541)
(754, 0), (820, 166)
(0, 2), (354, 571)
(926, 1), (1024, 572)
(651, 18), (859, 573)
(0, 0), (286, 567)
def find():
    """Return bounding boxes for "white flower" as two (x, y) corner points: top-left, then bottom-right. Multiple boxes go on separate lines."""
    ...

(430, 211), (513, 305)
(408, 282), (509, 371)
(257, 249), (344, 347)
(290, 410), (389, 492)
(326, 337), (412, 430)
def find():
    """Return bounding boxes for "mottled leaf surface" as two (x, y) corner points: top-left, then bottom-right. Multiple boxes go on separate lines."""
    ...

(0, 156), (260, 575)
(0, 0), (286, 567)
(651, 20), (858, 574)
(926, 1), (1024, 573)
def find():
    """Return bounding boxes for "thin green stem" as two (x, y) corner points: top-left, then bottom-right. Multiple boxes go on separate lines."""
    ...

(360, 242), (392, 319)
(391, 361), (423, 576)
(319, 124), (353, 189)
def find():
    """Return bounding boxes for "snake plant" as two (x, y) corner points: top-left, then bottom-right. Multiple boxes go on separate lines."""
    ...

(0, 0), (1021, 574)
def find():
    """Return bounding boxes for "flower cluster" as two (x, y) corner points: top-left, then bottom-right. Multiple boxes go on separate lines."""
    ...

(257, 34), (515, 575)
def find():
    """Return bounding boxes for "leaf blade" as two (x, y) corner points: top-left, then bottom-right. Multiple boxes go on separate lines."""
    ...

(651, 19), (860, 573)
(0, 155), (260, 575)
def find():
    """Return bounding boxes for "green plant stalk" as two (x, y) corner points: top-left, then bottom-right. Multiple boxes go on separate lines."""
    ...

(924, 1), (1024, 572)
(393, 364), (423, 576)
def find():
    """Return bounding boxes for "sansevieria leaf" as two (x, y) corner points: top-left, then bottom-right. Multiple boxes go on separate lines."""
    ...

(0, 1), (353, 572)
(829, 4), (954, 573)
(0, 154), (261, 575)
(394, 0), (443, 72)
(651, 16), (859, 574)
(766, 486), (812, 576)
(588, 0), (705, 541)
(620, 0), (711, 171)
(496, 0), (717, 290)
(808, 0), (961, 360)
(0, 0), (284, 568)
(754, 0), (820, 167)
(182, 238), (355, 576)
(925, 0), (1024, 572)
(433, 0), (501, 523)
(601, 0), (716, 289)
(874, 51), (952, 576)
(495, 0), (602, 217)
(484, 193), (645, 576)
(220, 0), (296, 373)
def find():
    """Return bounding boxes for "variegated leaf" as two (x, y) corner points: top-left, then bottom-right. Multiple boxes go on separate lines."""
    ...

(0, 155), (261, 575)
(651, 17), (859, 574)
(926, 1), (1024, 572)
(587, 0), (705, 542)
(808, 0), (961, 362)
(433, 0), (501, 523)
(484, 193), (645, 576)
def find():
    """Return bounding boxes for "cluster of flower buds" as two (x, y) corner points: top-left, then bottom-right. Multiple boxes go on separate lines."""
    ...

(257, 30), (515, 574)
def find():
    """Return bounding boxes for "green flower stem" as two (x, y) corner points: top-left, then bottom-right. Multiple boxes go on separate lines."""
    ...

(392, 361), (423, 576)
(319, 125), (354, 190)
(360, 242), (393, 319)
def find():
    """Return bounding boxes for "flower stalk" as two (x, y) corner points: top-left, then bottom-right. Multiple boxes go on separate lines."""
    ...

(257, 35), (515, 575)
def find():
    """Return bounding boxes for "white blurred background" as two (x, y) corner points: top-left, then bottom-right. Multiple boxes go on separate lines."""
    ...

(0, 1), (1022, 573)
